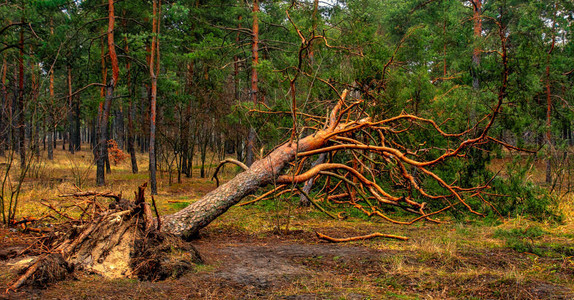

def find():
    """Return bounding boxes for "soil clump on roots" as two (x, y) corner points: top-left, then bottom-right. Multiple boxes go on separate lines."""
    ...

(6, 183), (202, 291)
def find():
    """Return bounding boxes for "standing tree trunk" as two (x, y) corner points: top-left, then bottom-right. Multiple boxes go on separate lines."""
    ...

(30, 63), (40, 156)
(246, 0), (259, 167)
(471, 0), (481, 91)
(18, 19), (26, 169)
(47, 60), (54, 160)
(97, 83), (113, 186)
(125, 40), (138, 174)
(182, 62), (194, 178)
(97, 0), (120, 186)
(67, 65), (75, 154)
(128, 99), (138, 173)
(0, 57), (7, 157)
(149, 0), (161, 195)
(73, 96), (81, 152)
(545, 3), (557, 185)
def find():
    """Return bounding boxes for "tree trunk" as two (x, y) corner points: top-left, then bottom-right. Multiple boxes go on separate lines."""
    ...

(97, 83), (113, 186)
(114, 108), (124, 149)
(0, 57), (6, 157)
(149, 0), (161, 195)
(124, 36), (138, 173)
(200, 130), (209, 178)
(128, 99), (138, 173)
(31, 63), (40, 156)
(18, 22), (25, 169)
(246, 0), (259, 167)
(471, 0), (481, 91)
(67, 66), (75, 154)
(545, 3), (557, 185)
(47, 60), (54, 160)
(73, 97), (81, 152)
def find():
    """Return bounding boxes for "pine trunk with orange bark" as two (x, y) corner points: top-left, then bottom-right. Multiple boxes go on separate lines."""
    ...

(97, 0), (120, 186)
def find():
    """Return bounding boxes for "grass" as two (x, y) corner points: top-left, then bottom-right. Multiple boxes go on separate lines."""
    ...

(1, 145), (574, 299)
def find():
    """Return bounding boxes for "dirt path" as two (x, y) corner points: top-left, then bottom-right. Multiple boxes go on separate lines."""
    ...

(2, 226), (573, 299)
(195, 241), (379, 297)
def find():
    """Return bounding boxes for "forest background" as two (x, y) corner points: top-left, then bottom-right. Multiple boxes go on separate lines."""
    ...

(0, 0), (574, 298)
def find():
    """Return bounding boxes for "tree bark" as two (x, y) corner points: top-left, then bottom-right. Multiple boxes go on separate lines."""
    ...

(246, 0), (259, 167)
(149, 0), (161, 195)
(545, 3), (557, 185)
(67, 65), (75, 154)
(471, 0), (481, 91)
(47, 59), (54, 160)
(125, 37), (138, 173)
(97, 0), (120, 185)
(97, 83), (113, 186)
(0, 56), (6, 156)
(127, 99), (138, 173)
(18, 20), (25, 169)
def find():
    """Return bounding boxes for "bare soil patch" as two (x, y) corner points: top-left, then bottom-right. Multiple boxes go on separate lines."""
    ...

(3, 223), (572, 299)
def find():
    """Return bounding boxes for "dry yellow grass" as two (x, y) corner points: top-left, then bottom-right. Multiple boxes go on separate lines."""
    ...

(0, 144), (239, 221)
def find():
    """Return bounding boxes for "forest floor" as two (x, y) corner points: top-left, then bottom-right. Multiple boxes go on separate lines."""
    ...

(1, 146), (574, 299)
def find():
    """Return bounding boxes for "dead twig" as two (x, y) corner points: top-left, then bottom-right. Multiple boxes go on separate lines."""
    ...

(58, 191), (121, 201)
(316, 232), (409, 242)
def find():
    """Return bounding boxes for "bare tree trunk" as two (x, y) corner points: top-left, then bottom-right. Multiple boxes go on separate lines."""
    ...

(128, 99), (138, 173)
(97, 0), (120, 186)
(97, 83), (113, 186)
(471, 0), (481, 91)
(246, 0), (259, 167)
(47, 61), (54, 160)
(67, 65), (75, 154)
(545, 3), (557, 185)
(125, 39), (138, 174)
(149, 0), (161, 195)
(74, 98), (81, 152)
(18, 22), (26, 169)
(199, 130), (209, 178)
(30, 63), (40, 157)
(0, 57), (6, 157)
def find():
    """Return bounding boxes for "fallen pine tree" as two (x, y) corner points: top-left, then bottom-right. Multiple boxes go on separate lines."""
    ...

(9, 76), (524, 289)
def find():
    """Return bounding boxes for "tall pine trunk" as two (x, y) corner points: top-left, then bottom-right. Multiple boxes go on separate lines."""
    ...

(125, 37), (138, 173)
(545, 3), (557, 185)
(471, 0), (481, 91)
(47, 61), (54, 160)
(246, 0), (259, 167)
(0, 57), (6, 157)
(67, 66), (75, 154)
(97, 0), (120, 186)
(18, 20), (25, 169)
(149, 0), (161, 195)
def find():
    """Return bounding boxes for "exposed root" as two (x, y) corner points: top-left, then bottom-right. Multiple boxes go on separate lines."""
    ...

(6, 183), (202, 291)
